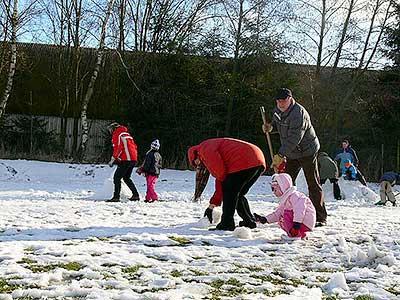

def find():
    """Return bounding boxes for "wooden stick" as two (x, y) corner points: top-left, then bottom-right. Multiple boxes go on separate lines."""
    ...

(260, 106), (274, 163)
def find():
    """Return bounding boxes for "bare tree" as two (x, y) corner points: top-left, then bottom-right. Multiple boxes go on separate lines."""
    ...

(220, 0), (288, 134)
(0, 0), (18, 120)
(80, 0), (115, 159)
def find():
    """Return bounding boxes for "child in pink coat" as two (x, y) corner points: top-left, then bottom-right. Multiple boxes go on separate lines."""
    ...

(254, 173), (316, 238)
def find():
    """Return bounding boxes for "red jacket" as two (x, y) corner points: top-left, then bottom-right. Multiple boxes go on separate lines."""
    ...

(188, 138), (266, 205)
(112, 126), (138, 162)
(188, 138), (266, 180)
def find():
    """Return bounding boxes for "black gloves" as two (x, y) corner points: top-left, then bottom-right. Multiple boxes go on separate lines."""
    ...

(253, 213), (268, 224)
(204, 207), (213, 223)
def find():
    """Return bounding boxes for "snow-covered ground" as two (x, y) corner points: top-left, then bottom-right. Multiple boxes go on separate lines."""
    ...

(0, 159), (399, 300)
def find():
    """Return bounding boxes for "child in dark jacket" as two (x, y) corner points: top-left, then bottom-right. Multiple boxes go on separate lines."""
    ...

(137, 139), (162, 202)
(375, 172), (400, 206)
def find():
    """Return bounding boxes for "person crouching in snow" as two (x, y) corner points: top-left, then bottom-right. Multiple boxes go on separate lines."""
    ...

(136, 139), (162, 203)
(188, 138), (266, 231)
(342, 159), (367, 186)
(254, 173), (316, 239)
(375, 171), (400, 206)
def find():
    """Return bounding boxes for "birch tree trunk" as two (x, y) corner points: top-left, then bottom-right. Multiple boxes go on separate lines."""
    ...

(0, 0), (18, 120)
(80, 0), (115, 160)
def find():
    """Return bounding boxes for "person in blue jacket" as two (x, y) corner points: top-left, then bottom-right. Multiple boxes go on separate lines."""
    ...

(334, 139), (359, 173)
(342, 159), (367, 186)
(375, 172), (400, 206)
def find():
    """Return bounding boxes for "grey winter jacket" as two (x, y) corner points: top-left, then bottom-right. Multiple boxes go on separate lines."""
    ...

(318, 152), (338, 180)
(271, 100), (320, 159)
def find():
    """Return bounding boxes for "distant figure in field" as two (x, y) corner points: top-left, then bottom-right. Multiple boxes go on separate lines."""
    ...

(318, 152), (342, 200)
(106, 122), (140, 202)
(334, 139), (359, 173)
(342, 159), (367, 186)
(136, 139), (162, 203)
(375, 171), (400, 206)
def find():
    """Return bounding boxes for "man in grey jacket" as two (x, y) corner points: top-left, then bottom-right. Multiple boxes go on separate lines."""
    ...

(263, 88), (327, 226)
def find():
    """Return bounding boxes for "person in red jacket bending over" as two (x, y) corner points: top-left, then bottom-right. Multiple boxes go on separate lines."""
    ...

(188, 138), (266, 231)
(106, 122), (140, 202)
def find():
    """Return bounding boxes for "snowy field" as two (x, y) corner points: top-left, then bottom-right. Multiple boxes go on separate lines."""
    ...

(0, 159), (399, 300)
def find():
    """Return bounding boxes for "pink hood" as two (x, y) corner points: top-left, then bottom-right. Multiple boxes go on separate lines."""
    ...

(272, 173), (293, 193)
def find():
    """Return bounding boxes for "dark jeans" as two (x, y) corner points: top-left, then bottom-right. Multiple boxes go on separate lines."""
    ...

(218, 165), (265, 229)
(285, 155), (327, 223)
(113, 161), (139, 199)
(321, 178), (341, 200)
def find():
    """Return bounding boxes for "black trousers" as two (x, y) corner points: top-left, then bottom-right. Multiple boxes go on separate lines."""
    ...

(321, 178), (341, 200)
(285, 154), (327, 223)
(113, 161), (139, 199)
(218, 165), (265, 228)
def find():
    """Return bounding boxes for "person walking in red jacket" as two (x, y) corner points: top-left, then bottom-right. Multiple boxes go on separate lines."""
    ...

(188, 138), (266, 231)
(106, 122), (140, 202)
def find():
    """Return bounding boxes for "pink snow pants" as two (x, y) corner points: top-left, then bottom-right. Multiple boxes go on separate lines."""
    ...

(279, 210), (311, 238)
(146, 175), (158, 201)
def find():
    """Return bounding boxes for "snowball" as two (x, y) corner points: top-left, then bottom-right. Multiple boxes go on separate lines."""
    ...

(324, 272), (349, 293)
(192, 217), (211, 229)
(233, 227), (253, 239)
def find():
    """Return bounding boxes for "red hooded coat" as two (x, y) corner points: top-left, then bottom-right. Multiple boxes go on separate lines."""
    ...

(188, 138), (266, 206)
(112, 126), (138, 162)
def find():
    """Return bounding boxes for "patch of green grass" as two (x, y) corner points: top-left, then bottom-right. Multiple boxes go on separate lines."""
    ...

(17, 258), (37, 264)
(86, 237), (98, 242)
(0, 278), (20, 293)
(250, 274), (285, 285)
(191, 256), (203, 260)
(25, 261), (84, 273)
(354, 296), (374, 300)
(386, 287), (400, 296)
(250, 274), (303, 287)
(24, 247), (35, 254)
(190, 269), (208, 276)
(169, 236), (192, 245)
(171, 270), (183, 277)
(90, 253), (102, 257)
(314, 267), (338, 273)
(98, 237), (109, 241)
(322, 295), (339, 300)
(104, 285), (114, 290)
(62, 262), (84, 271)
(317, 276), (329, 283)
(262, 289), (289, 297)
(122, 265), (142, 274)
(102, 263), (120, 267)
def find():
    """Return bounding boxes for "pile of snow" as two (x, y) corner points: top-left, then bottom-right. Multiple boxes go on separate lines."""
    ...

(324, 272), (349, 295)
(233, 227), (253, 239)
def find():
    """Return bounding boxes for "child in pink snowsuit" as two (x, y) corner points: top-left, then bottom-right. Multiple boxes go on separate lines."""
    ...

(254, 173), (316, 238)
(136, 139), (162, 202)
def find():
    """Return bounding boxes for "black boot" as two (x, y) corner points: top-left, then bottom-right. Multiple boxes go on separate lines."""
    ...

(129, 195), (140, 201)
(238, 220), (257, 229)
(106, 197), (120, 202)
(210, 222), (235, 231)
